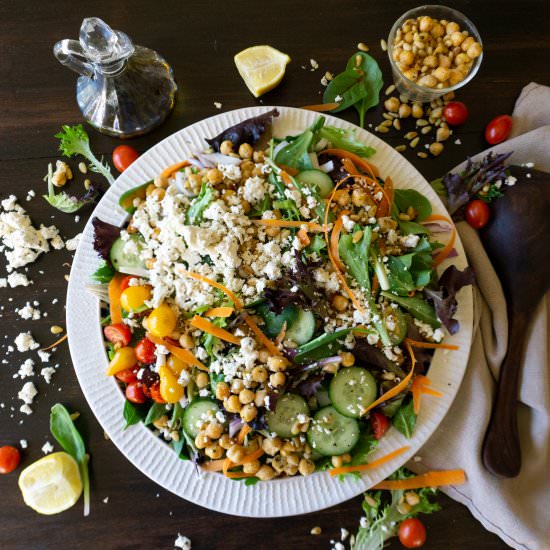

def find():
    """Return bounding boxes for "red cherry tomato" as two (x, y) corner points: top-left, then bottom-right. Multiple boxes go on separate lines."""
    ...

(398, 518), (427, 548)
(443, 101), (469, 126)
(370, 411), (389, 440)
(485, 115), (513, 145)
(135, 337), (156, 364)
(115, 367), (139, 384)
(104, 323), (132, 347)
(119, 275), (135, 292)
(0, 445), (21, 474)
(465, 199), (490, 229)
(112, 145), (139, 173)
(125, 381), (146, 404)
(148, 382), (166, 404)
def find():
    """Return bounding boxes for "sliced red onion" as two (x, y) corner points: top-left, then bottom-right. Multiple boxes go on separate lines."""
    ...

(187, 157), (204, 169)
(195, 152), (241, 168)
(319, 160), (334, 173)
(423, 220), (452, 233)
(272, 140), (289, 158)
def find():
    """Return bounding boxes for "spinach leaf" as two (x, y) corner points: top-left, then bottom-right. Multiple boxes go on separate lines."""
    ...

(350, 430), (378, 465)
(381, 291), (440, 328)
(317, 126), (375, 158)
(91, 260), (115, 283)
(275, 130), (314, 171)
(324, 52), (383, 127)
(50, 404), (90, 516)
(338, 225), (372, 292)
(122, 399), (148, 429)
(392, 398), (417, 438)
(185, 183), (214, 224)
(393, 189), (432, 222)
(294, 328), (352, 362)
(144, 402), (167, 426)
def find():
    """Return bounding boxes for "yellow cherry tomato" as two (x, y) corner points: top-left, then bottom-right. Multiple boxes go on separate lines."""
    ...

(167, 354), (188, 375)
(148, 303), (177, 338)
(106, 347), (137, 376)
(120, 285), (151, 312)
(158, 365), (184, 403)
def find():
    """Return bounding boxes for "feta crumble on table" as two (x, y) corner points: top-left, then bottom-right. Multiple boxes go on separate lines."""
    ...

(41, 441), (54, 455)
(41, 366), (56, 384)
(16, 358), (35, 379)
(16, 302), (41, 320)
(15, 332), (40, 352)
(18, 381), (38, 414)
(174, 534), (191, 550)
(20, 439), (28, 449)
(65, 233), (82, 251)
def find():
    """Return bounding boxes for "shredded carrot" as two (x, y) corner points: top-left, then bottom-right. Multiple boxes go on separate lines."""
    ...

(421, 386), (444, 398)
(405, 338), (459, 351)
(237, 424), (251, 444)
(254, 219), (325, 232)
(224, 471), (257, 479)
(274, 321), (287, 346)
(277, 164), (299, 176)
(330, 210), (350, 272)
(240, 447), (265, 464)
(190, 315), (241, 346)
(147, 334), (208, 372)
(179, 271), (243, 309)
(40, 333), (68, 352)
(341, 157), (360, 176)
(329, 446), (410, 476)
(424, 214), (453, 224)
(373, 469), (466, 490)
(297, 227), (311, 246)
(361, 340), (416, 416)
(433, 222), (457, 266)
(108, 273), (124, 325)
(371, 275), (379, 294)
(411, 375), (426, 415)
(201, 459), (226, 472)
(161, 160), (190, 180)
(320, 148), (380, 178)
(242, 313), (281, 356)
(384, 176), (394, 213)
(221, 447), (265, 478)
(301, 102), (341, 112)
(280, 170), (294, 186)
(204, 306), (234, 318)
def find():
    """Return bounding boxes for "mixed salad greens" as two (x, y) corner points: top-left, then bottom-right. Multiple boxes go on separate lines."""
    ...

(90, 109), (472, 481)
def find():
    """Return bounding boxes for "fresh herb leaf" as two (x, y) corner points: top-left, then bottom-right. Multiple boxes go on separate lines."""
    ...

(144, 402), (167, 426)
(393, 189), (432, 222)
(338, 225), (372, 291)
(49, 404), (91, 516)
(185, 183), (214, 224)
(275, 130), (314, 171)
(244, 476), (260, 486)
(55, 124), (114, 185)
(122, 399), (148, 429)
(393, 398), (417, 438)
(317, 126), (375, 158)
(91, 260), (115, 283)
(350, 429), (378, 466)
(381, 291), (440, 328)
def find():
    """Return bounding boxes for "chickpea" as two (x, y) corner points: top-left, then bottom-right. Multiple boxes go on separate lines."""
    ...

(195, 372), (209, 389)
(205, 444), (224, 459)
(284, 463), (299, 476)
(351, 187), (370, 207)
(178, 333), (194, 349)
(430, 23), (444, 38)
(467, 42), (482, 59)
(411, 103), (424, 118)
(404, 31), (414, 44)
(331, 455), (344, 468)
(423, 54), (438, 68)
(195, 433), (210, 450)
(398, 50), (414, 67)
(151, 187), (165, 201)
(153, 174), (168, 188)
(251, 366), (268, 383)
(220, 140), (233, 155)
(331, 294), (348, 312)
(455, 52), (471, 65)
(205, 422), (224, 440)
(339, 351), (355, 367)
(243, 460), (261, 475)
(240, 403), (257, 422)
(433, 66), (451, 82)
(145, 183), (156, 196)
(448, 69), (465, 86)
(384, 97), (401, 112)
(262, 437), (283, 456)
(271, 454), (286, 473)
(258, 348), (270, 363)
(224, 395), (242, 413)
(336, 190), (351, 207)
(450, 31), (465, 47)
(270, 372), (286, 387)
(402, 68), (419, 81)
(418, 16), (433, 32)
(231, 379), (245, 394)
(187, 173), (202, 193)
(446, 21), (460, 35)
(238, 143), (254, 159)
(256, 465), (276, 481)
(219, 433), (233, 450)
(215, 381), (230, 400)
(254, 389), (267, 408)
(239, 389), (255, 405)
(429, 142), (444, 157)
(226, 444), (244, 463)
(398, 104), (411, 118)
(206, 168), (223, 185)
(298, 458), (315, 476)
(267, 356), (289, 372)
(417, 75), (437, 88)
(252, 150), (264, 163)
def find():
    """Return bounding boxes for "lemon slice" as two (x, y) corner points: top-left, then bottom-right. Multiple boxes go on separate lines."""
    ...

(18, 452), (82, 515)
(234, 45), (290, 97)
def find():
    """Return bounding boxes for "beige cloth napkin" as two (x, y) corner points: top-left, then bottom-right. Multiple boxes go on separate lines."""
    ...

(410, 82), (550, 550)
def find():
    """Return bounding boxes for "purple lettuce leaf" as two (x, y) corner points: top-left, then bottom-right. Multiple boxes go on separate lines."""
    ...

(205, 109), (279, 152)
(92, 217), (121, 260)
(353, 340), (407, 379)
(295, 373), (325, 398)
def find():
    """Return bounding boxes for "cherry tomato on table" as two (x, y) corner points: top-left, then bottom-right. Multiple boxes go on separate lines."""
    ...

(465, 199), (490, 229)
(104, 323), (132, 347)
(0, 445), (21, 474)
(135, 337), (156, 364)
(398, 518), (427, 548)
(370, 411), (389, 440)
(112, 145), (139, 173)
(125, 381), (146, 404)
(443, 101), (469, 126)
(485, 115), (513, 144)
(115, 367), (139, 384)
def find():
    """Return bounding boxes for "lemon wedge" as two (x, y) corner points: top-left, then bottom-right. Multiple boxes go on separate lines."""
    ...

(18, 452), (82, 515)
(234, 45), (290, 97)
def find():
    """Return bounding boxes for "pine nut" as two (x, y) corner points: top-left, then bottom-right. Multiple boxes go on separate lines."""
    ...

(404, 131), (418, 140)
(395, 145), (407, 152)
(385, 84), (396, 96)
(410, 137), (420, 148)
(358, 42), (369, 52)
(393, 119), (401, 130)
(416, 119), (428, 127)
(380, 38), (388, 51)
(417, 152), (428, 158)
(310, 526), (322, 535)
(421, 126), (433, 134)
(78, 162), (87, 174)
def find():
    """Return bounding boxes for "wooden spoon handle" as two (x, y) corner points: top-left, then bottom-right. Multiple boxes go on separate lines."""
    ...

(482, 310), (528, 477)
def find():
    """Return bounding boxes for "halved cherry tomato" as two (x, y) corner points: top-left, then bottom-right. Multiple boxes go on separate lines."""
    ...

(115, 367), (139, 384)
(112, 145), (139, 173)
(398, 518), (427, 548)
(104, 323), (132, 346)
(465, 199), (490, 229)
(148, 382), (166, 404)
(443, 101), (468, 126)
(135, 337), (156, 364)
(485, 114), (512, 145)
(0, 445), (21, 474)
(125, 381), (146, 404)
(370, 411), (389, 440)
(119, 275), (135, 292)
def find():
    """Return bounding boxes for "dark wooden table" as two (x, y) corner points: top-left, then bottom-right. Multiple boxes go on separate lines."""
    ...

(1, 1), (548, 548)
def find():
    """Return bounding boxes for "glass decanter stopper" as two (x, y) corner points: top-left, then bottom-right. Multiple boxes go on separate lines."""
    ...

(54, 17), (177, 138)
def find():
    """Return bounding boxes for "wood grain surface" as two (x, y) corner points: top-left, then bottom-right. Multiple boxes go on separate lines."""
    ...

(1, 0), (549, 548)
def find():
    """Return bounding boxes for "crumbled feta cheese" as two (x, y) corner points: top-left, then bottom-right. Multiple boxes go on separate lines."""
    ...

(20, 439), (28, 449)
(7, 272), (32, 288)
(310, 58), (319, 70)
(18, 381), (38, 412)
(16, 358), (35, 379)
(174, 534), (191, 550)
(42, 441), (54, 455)
(15, 332), (40, 352)
(340, 528), (349, 541)
(65, 233), (82, 251)
(218, 163), (241, 181)
(41, 367), (56, 384)
(37, 350), (51, 362)
(16, 302), (41, 320)
(213, 102), (222, 109)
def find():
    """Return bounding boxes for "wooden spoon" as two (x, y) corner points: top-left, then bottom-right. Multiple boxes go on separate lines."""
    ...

(480, 166), (550, 477)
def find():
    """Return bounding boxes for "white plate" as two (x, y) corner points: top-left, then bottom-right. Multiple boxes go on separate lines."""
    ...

(67, 106), (473, 518)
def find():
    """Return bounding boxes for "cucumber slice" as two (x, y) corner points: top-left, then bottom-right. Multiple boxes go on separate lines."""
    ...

(285, 309), (316, 345)
(316, 387), (332, 408)
(266, 393), (310, 438)
(307, 405), (360, 456)
(256, 304), (299, 339)
(109, 235), (148, 276)
(119, 181), (151, 213)
(386, 309), (408, 345)
(182, 398), (220, 438)
(295, 169), (334, 198)
(329, 367), (377, 418)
